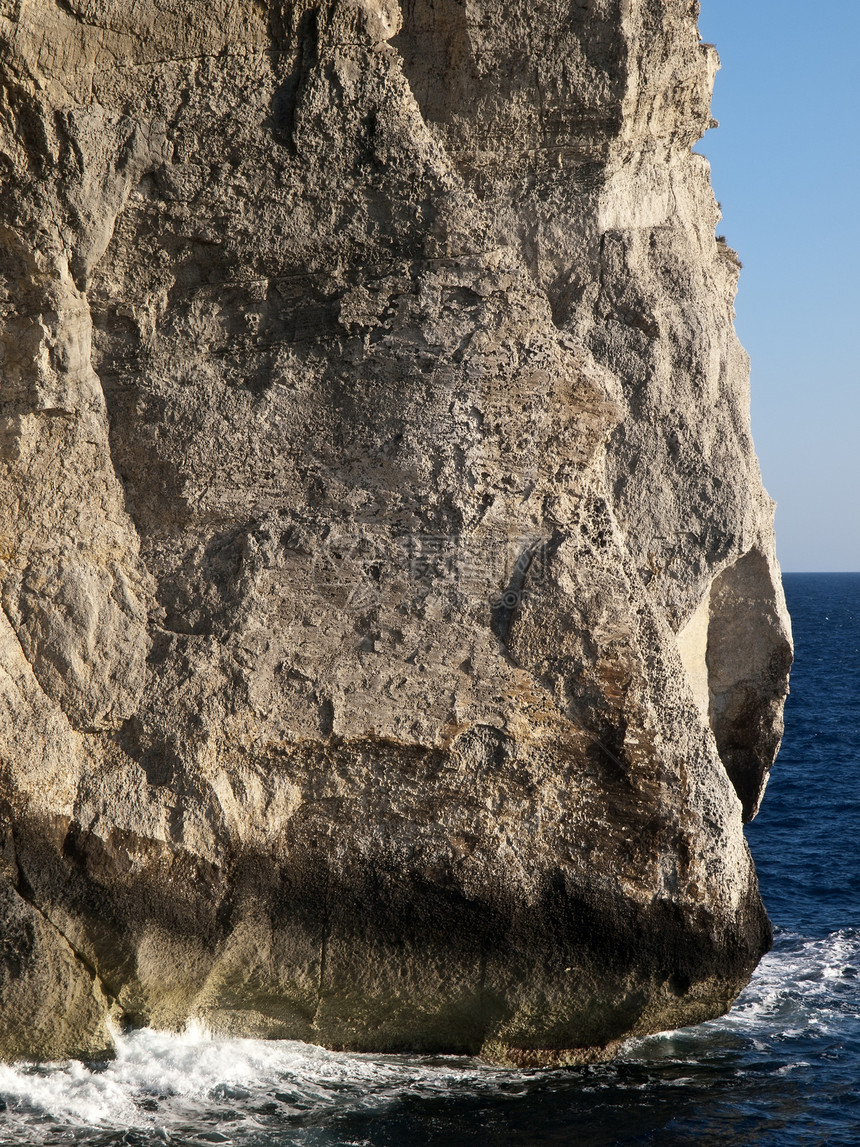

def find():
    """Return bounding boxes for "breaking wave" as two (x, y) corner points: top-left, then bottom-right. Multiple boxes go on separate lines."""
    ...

(1, 927), (858, 1146)
(1, 574), (857, 1144)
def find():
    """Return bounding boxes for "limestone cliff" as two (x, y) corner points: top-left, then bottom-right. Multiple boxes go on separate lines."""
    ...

(0, 0), (791, 1065)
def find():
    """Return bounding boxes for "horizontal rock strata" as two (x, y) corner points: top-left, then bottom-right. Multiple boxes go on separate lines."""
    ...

(0, 0), (791, 1064)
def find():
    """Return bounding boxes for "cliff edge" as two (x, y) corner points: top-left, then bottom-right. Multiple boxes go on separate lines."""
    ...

(0, 0), (792, 1065)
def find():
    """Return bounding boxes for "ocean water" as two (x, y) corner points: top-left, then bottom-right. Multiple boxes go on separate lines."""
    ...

(1, 572), (858, 1146)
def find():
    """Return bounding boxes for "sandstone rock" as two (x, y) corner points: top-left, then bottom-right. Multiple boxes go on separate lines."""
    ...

(0, 836), (113, 1062)
(0, 0), (791, 1064)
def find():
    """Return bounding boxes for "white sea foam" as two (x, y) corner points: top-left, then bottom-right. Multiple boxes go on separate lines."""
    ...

(0, 929), (857, 1143)
(712, 928), (860, 1036)
(624, 926), (860, 1066)
(0, 1020), (532, 1142)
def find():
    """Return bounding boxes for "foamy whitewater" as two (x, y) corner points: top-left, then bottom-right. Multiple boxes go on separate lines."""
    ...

(1, 928), (858, 1146)
(1, 574), (857, 1145)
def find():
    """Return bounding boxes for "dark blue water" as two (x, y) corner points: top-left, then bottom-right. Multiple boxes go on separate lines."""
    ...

(748, 574), (860, 939)
(2, 573), (858, 1145)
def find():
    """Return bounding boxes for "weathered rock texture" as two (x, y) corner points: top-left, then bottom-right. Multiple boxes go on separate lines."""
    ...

(0, 0), (791, 1064)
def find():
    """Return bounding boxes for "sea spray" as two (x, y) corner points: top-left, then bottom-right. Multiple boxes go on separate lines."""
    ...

(1, 927), (859, 1145)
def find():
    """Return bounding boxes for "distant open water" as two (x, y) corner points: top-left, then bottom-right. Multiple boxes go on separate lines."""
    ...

(1, 573), (858, 1146)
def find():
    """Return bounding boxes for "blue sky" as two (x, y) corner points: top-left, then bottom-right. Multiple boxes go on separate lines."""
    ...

(697, 0), (860, 571)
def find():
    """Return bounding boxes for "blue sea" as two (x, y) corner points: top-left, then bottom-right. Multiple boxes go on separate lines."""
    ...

(1, 572), (858, 1145)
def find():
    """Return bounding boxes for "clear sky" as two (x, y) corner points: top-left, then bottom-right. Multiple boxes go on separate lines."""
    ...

(697, 0), (860, 572)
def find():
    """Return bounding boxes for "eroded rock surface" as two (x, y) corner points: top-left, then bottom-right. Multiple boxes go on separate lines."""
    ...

(0, 0), (791, 1064)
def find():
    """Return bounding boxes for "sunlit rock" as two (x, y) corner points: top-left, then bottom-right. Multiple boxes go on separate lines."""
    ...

(0, 0), (791, 1064)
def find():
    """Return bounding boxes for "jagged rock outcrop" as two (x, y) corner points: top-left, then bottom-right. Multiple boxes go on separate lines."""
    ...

(0, 0), (791, 1064)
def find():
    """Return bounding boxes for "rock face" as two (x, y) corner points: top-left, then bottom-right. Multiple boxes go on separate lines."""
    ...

(0, 0), (791, 1064)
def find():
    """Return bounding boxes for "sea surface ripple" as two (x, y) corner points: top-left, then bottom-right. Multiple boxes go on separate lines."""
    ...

(0, 573), (857, 1146)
